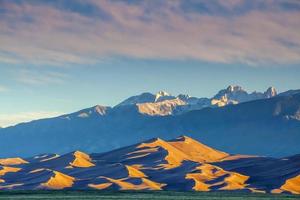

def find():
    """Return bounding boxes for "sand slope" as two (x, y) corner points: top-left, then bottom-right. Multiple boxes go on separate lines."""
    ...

(0, 136), (299, 194)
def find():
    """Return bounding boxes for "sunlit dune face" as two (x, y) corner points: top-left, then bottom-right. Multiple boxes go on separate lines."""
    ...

(168, 136), (229, 163)
(88, 182), (113, 190)
(137, 138), (189, 169)
(125, 165), (147, 178)
(271, 188), (284, 194)
(0, 158), (28, 166)
(280, 175), (300, 194)
(186, 164), (250, 191)
(220, 173), (249, 190)
(100, 177), (165, 190)
(0, 135), (299, 193)
(0, 183), (23, 190)
(135, 136), (229, 169)
(68, 151), (95, 168)
(0, 166), (21, 176)
(41, 171), (75, 190)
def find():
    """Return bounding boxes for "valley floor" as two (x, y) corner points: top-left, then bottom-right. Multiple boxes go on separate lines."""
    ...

(0, 191), (298, 200)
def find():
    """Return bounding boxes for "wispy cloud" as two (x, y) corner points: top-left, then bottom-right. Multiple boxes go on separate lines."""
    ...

(15, 68), (68, 85)
(0, 111), (63, 128)
(0, 0), (300, 66)
(0, 85), (9, 92)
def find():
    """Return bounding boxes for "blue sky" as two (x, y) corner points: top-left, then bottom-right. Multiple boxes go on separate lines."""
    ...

(0, 0), (300, 127)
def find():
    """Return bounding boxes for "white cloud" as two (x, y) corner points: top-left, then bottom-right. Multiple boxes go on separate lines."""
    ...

(0, 111), (63, 128)
(0, 0), (299, 66)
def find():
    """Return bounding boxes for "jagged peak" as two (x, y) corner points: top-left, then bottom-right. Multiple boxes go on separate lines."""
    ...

(177, 94), (191, 100)
(154, 91), (173, 102)
(155, 91), (170, 97)
(264, 86), (277, 97)
(226, 85), (244, 92)
(94, 105), (109, 115)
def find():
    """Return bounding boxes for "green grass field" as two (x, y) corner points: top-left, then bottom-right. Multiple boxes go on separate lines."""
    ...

(0, 191), (299, 200)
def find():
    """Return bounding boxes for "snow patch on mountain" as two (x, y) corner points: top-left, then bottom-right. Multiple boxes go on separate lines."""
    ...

(116, 85), (278, 116)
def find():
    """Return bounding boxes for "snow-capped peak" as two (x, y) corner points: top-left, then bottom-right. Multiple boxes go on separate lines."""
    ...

(264, 87), (277, 98)
(156, 91), (170, 97)
(154, 91), (173, 102)
(226, 85), (244, 92)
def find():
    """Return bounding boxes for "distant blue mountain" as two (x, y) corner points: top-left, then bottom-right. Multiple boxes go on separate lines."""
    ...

(0, 86), (299, 157)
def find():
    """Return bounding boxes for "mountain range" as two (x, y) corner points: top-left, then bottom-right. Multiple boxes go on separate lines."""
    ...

(0, 136), (299, 194)
(0, 85), (299, 157)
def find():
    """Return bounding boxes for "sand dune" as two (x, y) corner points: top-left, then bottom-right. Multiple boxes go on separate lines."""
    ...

(168, 136), (229, 162)
(0, 166), (21, 176)
(0, 158), (28, 165)
(281, 175), (300, 194)
(0, 136), (299, 194)
(69, 151), (95, 168)
(41, 171), (75, 189)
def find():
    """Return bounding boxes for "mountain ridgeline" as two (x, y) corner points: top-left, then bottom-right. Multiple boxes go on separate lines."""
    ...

(0, 86), (299, 157)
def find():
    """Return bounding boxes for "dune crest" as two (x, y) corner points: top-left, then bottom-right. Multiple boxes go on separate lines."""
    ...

(125, 165), (147, 178)
(0, 158), (28, 165)
(0, 166), (21, 176)
(280, 175), (300, 194)
(41, 171), (75, 189)
(186, 164), (249, 191)
(88, 182), (113, 190)
(103, 177), (165, 190)
(137, 138), (189, 169)
(69, 151), (95, 168)
(0, 135), (299, 194)
(168, 136), (229, 162)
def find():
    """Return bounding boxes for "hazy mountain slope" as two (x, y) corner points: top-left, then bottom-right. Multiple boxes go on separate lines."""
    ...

(0, 88), (298, 157)
(0, 136), (299, 194)
(176, 93), (300, 156)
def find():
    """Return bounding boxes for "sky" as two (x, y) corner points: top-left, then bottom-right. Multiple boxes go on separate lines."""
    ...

(0, 0), (300, 127)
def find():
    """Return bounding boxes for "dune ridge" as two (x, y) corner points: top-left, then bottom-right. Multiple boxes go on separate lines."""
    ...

(0, 136), (299, 194)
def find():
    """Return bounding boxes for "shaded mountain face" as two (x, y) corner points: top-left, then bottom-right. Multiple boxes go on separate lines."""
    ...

(0, 136), (299, 194)
(0, 86), (299, 158)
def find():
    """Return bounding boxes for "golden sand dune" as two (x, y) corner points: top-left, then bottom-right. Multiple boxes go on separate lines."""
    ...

(280, 175), (300, 194)
(0, 166), (21, 176)
(41, 171), (75, 189)
(137, 138), (190, 169)
(0, 158), (28, 166)
(134, 136), (229, 169)
(125, 165), (147, 178)
(0, 136), (299, 194)
(168, 136), (229, 162)
(88, 182), (113, 190)
(186, 164), (248, 191)
(102, 177), (165, 190)
(69, 151), (95, 168)
(0, 183), (23, 190)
